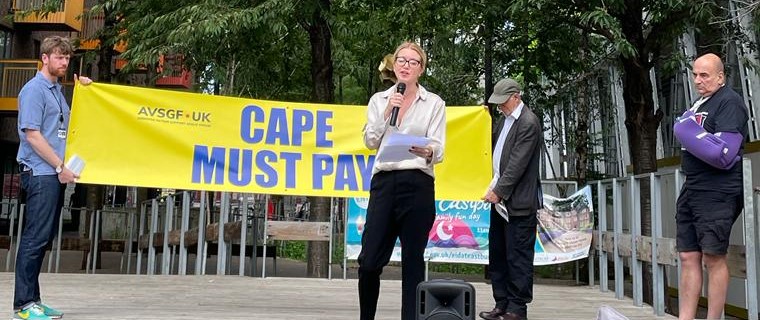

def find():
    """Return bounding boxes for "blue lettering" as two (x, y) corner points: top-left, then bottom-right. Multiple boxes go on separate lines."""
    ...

(240, 105), (265, 143)
(312, 154), (333, 190)
(291, 109), (313, 146)
(255, 150), (278, 187)
(228, 148), (252, 186)
(266, 108), (289, 145)
(280, 152), (302, 188)
(191, 145), (225, 185)
(334, 154), (358, 191)
(316, 111), (333, 147)
(356, 155), (374, 191)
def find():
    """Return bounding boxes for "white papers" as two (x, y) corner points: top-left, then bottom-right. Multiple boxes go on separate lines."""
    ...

(66, 154), (86, 176)
(376, 132), (431, 162)
(487, 174), (509, 222)
(495, 201), (509, 222)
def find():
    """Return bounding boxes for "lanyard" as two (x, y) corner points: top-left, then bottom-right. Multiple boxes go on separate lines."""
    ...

(49, 86), (65, 128)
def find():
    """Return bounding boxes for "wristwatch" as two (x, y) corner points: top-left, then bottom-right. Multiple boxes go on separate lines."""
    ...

(55, 163), (63, 174)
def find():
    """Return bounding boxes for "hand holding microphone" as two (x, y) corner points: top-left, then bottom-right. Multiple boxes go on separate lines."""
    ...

(389, 82), (406, 127)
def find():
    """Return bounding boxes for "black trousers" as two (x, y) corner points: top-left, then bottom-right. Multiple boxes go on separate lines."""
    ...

(487, 208), (537, 318)
(358, 169), (436, 320)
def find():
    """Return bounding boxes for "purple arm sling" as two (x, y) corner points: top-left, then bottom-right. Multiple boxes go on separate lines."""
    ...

(673, 110), (742, 170)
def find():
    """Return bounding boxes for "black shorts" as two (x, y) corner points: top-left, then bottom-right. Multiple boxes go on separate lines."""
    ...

(676, 188), (743, 255)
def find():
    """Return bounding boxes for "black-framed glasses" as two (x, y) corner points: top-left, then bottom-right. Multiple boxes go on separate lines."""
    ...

(394, 57), (421, 68)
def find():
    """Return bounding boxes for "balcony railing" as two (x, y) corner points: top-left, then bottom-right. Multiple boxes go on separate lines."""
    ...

(0, 60), (41, 112)
(78, 9), (103, 50)
(77, 10), (126, 53)
(155, 55), (192, 89)
(114, 57), (147, 73)
(13, 0), (85, 32)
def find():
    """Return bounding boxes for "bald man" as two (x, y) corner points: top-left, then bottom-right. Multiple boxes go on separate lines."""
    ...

(673, 53), (749, 320)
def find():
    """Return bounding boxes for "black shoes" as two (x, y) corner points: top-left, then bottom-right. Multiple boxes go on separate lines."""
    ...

(479, 308), (527, 320)
(501, 312), (527, 320)
(479, 307), (505, 320)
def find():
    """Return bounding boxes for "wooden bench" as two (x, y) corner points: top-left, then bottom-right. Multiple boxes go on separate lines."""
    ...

(261, 221), (330, 277)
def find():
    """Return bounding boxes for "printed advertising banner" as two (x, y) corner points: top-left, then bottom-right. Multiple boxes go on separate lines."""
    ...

(67, 83), (491, 200)
(345, 186), (594, 265)
(345, 198), (491, 264)
(534, 186), (594, 265)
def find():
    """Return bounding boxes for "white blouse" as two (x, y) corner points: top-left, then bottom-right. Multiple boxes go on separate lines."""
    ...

(363, 83), (446, 178)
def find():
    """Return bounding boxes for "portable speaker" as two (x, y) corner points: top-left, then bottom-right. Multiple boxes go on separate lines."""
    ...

(416, 279), (476, 320)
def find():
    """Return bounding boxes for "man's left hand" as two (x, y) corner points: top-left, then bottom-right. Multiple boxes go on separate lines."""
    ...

(74, 74), (93, 85)
(57, 167), (79, 184)
(482, 190), (501, 204)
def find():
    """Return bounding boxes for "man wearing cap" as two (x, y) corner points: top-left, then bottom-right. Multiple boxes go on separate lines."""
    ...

(480, 78), (542, 320)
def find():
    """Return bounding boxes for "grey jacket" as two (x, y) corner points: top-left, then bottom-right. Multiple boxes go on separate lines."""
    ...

(491, 106), (543, 216)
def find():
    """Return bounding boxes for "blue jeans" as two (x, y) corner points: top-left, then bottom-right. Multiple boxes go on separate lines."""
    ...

(14, 172), (64, 310)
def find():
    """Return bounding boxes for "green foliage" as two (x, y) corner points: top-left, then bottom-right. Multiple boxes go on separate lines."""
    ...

(277, 239), (345, 263)
(280, 241), (307, 261)
(68, 0), (760, 181)
(534, 264), (575, 280)
(13, 0), (65, 19)
(332, 0), (487, 105)
(428, 263), (483, 275)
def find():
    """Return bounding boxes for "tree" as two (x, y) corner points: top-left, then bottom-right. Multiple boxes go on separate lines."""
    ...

(506, 0), (718, 306)
(109, 0), (339, 276)
(301, 0), (334, 278)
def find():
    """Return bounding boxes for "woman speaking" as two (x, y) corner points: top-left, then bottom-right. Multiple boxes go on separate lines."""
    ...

(358, 41), (446, 320)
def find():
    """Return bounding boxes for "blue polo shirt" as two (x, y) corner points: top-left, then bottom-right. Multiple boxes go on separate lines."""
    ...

(16, 72), (70, 176)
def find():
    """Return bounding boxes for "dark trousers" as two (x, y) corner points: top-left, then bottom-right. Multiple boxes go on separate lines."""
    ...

(488, 208), (537, 318)
(358, 169), (436, 320)
(14, 172), (64, 310)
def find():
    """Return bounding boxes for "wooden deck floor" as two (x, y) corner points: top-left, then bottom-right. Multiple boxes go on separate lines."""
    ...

(0, 273), (675, 319)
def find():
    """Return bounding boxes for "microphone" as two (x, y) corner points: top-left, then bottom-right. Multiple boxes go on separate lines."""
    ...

(389, 82), (406, 127)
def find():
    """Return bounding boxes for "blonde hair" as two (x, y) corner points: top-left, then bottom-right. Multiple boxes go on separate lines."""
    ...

(41, 36), (74, 57)
(393, 41), (427, 71)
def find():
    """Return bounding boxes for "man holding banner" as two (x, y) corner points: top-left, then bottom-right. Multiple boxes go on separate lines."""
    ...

(357, 41), (446, 320)
(480, 79), (542, 320)
(14, 36), (92, 320)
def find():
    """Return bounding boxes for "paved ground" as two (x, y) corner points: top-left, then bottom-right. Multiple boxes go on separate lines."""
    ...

(0, 274), (675, 320)
(0, 249), (678, 319)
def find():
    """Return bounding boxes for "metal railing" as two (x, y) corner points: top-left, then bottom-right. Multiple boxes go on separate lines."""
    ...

(127, 192), (339, 278)
(12, 0), (84, 31)
(0, 60), (40, 98)
(13, 0), (64, 11)
(79, 9), (104, 40)
(589, 158), (758, 319)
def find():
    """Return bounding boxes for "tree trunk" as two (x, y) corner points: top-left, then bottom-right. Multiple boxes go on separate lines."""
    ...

(81, 11), (112, 269)
(82, 2), (118, 270)
(96, 4), (116, 83)
(620, 54), (663, 306)
(617, 1), (668, 306)
(81, 185), (104, 269)
(483, 21), (493, 114)
(307, 0), (334, 105)
(307, 196), (331, 277)
(305, 0), (333, 278)
(96, 45), (112, 83)
(574, 33), (591, 283)
(575, 33), (590, 187)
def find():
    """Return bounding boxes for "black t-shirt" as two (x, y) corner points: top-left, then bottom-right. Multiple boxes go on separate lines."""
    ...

(681, 85), (749, 193)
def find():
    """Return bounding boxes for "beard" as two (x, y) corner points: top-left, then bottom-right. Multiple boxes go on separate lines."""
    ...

(48, 65), (67, 78)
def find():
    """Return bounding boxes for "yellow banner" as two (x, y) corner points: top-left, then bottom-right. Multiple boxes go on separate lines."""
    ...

(67, 83), (492, 200)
